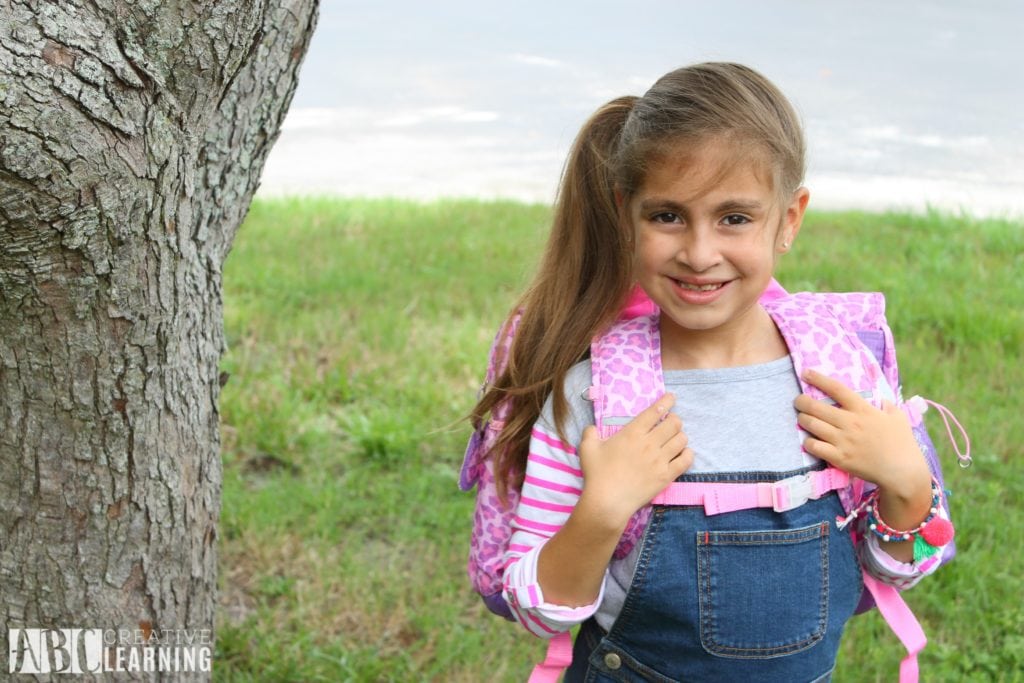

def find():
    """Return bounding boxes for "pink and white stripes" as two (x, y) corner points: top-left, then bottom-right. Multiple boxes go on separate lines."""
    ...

(501, 426), (602, 637)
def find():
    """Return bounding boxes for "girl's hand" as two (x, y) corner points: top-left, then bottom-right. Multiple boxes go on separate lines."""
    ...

(795, 369), (937, 561)
(577, 393), (694, 529)
(794, 370), (931, 502)
(537, 394), (692, 607)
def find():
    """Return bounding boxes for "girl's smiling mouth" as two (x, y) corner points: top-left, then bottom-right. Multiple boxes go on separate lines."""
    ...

(669, 277), (733, 303)
(672, 278), (729, 292)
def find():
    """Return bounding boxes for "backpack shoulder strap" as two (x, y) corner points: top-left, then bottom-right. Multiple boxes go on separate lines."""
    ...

(589, 313), (663, 558)
(589, 313), (664, 439)
(810, 290), (899, 392)
(763, 291), (896, 516)
(764, 292), (890, 406)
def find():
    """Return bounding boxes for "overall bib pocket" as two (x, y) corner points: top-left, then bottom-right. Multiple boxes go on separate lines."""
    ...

(696, 521), (829, 658)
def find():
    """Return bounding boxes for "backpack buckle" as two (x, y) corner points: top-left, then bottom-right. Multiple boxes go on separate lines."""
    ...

(771, 473), (814, 512)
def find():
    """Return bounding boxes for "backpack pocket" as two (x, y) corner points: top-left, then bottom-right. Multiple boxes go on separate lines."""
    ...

(696, 522), (829, 658)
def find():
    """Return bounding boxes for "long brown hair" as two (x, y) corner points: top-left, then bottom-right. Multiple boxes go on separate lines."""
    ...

(470, 63), (806, 499)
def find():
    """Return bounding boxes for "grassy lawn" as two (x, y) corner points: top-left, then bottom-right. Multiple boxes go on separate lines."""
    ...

(214, 197), (1023, 682)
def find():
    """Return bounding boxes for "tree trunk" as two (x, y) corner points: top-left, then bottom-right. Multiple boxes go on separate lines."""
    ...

(0, 1), (318, 678)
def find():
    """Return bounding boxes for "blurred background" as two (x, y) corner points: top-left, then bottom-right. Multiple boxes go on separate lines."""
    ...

(259, 0), (1023, 217)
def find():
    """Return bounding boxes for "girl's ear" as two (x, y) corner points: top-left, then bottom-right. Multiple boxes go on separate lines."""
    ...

(778, 187), (810, 253)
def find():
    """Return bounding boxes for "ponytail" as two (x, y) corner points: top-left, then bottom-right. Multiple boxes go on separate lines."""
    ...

(471, 96), (638, 500)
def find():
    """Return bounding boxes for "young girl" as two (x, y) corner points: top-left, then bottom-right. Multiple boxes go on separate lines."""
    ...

(471, 63), (953, 682)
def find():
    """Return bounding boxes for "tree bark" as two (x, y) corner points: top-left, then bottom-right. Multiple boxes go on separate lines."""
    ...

(0, 1), (318, 678)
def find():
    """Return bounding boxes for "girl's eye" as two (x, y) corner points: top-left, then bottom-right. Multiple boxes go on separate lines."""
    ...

(722, 214), (751, 226)
(652, 212), (681, 224)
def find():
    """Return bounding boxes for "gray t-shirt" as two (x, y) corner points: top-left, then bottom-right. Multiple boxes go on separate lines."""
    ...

(537, 355), (817, 630)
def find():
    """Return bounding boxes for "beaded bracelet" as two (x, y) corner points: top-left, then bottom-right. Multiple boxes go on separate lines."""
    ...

(862, 477), (956, 563)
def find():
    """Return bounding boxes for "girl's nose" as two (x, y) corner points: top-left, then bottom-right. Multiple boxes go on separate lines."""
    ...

(676, 228), (721, 272)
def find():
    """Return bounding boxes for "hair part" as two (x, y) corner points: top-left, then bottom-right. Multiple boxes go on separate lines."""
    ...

(616, 63), (805, 205)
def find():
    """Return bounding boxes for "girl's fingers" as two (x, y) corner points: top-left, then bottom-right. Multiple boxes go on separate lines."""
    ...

(801, 370), (866, 409)
(794, 394), (847, 426)
(663, 431), (689, 457)
(651, 412), (684, 446)
(623, 393), (677, 435)
(802, 436), (841, 464)
(669, 447), (695, 476)
(796, 412), (840, 443)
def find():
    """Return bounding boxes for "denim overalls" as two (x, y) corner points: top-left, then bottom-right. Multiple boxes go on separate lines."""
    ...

(564, 465), (864, 683)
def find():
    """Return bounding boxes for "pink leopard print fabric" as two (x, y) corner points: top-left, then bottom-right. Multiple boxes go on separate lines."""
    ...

(461, 313), (522, 608)
(590, 314), (665, 440)
(467, 454), (520, 598)
(592, 292), (895, 558)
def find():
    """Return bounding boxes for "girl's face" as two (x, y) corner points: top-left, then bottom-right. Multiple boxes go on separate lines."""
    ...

(627, 139), (808, 352)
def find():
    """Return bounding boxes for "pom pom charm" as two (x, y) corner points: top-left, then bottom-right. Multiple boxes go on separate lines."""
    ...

(920, 516), (955, 547)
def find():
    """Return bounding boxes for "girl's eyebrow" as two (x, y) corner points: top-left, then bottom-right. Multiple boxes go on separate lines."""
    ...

(638, 198), (687, 215)
(638, 198), (764, 214)
(712, 199), (764, 213)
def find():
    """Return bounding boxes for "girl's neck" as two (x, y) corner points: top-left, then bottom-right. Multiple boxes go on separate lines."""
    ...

(659, 305), (789, 370)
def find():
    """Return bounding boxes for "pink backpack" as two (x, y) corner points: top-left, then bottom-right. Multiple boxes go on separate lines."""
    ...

(460, 280), (969, 681)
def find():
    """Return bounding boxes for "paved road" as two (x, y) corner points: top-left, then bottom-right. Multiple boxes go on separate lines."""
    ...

(259, 1), (1023, 217)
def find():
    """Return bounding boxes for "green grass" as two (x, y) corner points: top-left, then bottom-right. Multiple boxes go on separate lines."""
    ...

(215, 197), (1023, 682)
